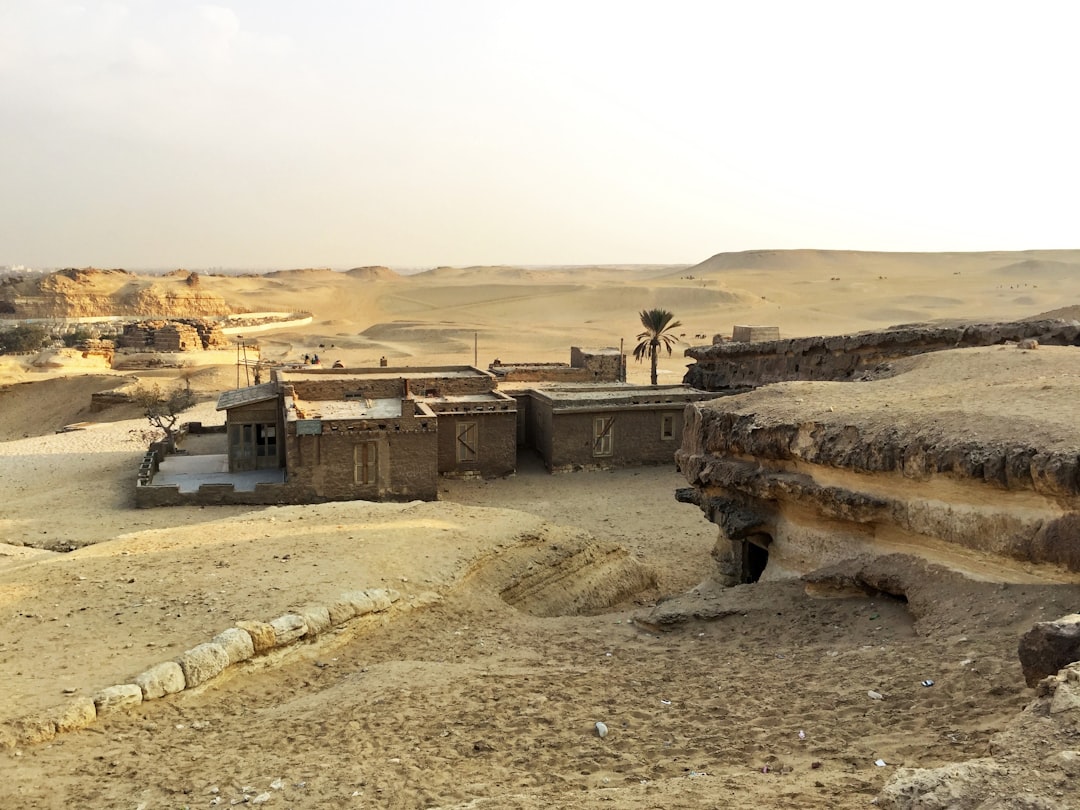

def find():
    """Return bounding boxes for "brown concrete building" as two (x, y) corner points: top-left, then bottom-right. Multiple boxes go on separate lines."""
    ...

(523, 385), (714, 472)
(140, 364), (712, 506)
(423, 392), (517, 478)
(282, 391), (439, 501)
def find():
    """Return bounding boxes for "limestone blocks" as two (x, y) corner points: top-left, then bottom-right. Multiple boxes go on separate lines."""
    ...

(0, 587), (404, 749)
(269, 614), (308, 646)
(178, 642), (233, 689)
(93, 684), (143, 714)
(134, 661), (186, 700)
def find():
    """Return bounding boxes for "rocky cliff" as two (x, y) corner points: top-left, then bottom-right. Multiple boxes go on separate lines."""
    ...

(0, 268), (234, 319)
(683, 319), (1080, 391)
(676, 345), (1080, 584)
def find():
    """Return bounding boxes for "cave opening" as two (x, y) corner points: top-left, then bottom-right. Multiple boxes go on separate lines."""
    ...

(743, 533), (772, 583)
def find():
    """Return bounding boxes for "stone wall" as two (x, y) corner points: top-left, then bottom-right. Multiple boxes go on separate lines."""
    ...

(684, 319), (1080, 391)
(0, 587), (402, 747)
(435, 411), (517, 477)
(280, 368), (495, 401)
(118, 319), (231, 352)
(283, 405), (439, 501)
(731, 325), (780, 343)
(543, 406), (687, 472)
(489, 348), (625, 383)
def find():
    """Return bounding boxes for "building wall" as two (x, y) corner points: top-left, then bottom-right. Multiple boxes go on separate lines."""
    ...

(280, 368), (496, 401)
(282, 405), (438, 501)
(570, 347), (625, 381)
(732, 325), (780, 343)
(435, 411), (516, 477)
(542, 406), (686, 471)
(529, 397), (556, 468)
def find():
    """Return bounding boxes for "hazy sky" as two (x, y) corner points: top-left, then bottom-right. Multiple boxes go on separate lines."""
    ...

(2, 1), (1077, 269)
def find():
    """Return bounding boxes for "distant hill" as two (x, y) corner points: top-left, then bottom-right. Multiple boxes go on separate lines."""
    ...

(0, 267), (233, 318)
(345, 266), (403, 281)
(683, 248), (1080, 277)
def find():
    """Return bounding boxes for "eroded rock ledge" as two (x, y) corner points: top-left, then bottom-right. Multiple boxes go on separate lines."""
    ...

(683, 318), (1080, 391)
(676, 345), (1080, 582)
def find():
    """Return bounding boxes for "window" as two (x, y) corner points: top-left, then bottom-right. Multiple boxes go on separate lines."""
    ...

(256, 424), (277, 456)
(456, 421), (478, 463)
(354, 442), (377, 485)
(661, 413), (675, 441)
(230, 422), (276, 463)
(593, 416), (614, 457)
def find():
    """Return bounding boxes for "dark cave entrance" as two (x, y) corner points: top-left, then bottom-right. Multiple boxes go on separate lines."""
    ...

(742, 533), (772, 583)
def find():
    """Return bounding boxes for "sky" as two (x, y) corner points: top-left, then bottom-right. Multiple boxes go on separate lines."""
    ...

(1, 1), (1078, 270)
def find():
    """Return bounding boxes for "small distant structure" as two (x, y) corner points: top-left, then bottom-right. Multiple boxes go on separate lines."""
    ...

(488, 346), (626, 383)
(731, 325), (780, 343)
(117, 319), (230, 351)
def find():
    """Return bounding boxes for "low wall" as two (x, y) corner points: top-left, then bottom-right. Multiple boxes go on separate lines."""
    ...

(219, 312), (313, 335)
(684, 318), (1080, 391)
(0, 587), (402, 749)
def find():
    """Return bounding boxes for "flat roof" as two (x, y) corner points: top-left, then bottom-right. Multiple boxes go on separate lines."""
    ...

(276, 365), (490, 383)
(426, 392), (514, 404)
(288, 398), (402, 421)
(216, 382), (278, 411)
(533, 385), (711, 408)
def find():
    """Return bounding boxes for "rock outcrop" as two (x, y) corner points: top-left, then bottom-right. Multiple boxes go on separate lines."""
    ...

(683, 318), (1080, 391)
(1018, 614), (1080, 687)
(0, 268), (234, 318)
(880, 659), (1080, 809)
(676, 345), (1080, 583)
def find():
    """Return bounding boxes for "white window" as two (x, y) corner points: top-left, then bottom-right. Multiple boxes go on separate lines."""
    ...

(456, 422), (478, 463)
(661, 413), (675, 441)
(354, 442), (377, 485)
(593, 416), (614, 457)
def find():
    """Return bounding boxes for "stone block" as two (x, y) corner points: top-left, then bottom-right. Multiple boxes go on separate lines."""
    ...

(269, 614), (308, 647)
(13, 714), (56, 745)
(365, 588), (397, 612)
(53, 697), (97, 733)
(327, 599), (357, 626)
(299, 605), (331, 638)
(1051, 680), (1080, 714)
(341, 591), (376, 616)
(237, 620), (276, 654)
(1018, 613), (1080, 687)
(93, 684), (143, 714)
(134, 661), (186, 700)
(178, 642), (231, 689)
(212, 627), (255, 665)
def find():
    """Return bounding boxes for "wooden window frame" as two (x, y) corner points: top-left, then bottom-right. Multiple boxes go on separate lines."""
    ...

(660, 413), (675, 441)
(593, 416), (614, 457)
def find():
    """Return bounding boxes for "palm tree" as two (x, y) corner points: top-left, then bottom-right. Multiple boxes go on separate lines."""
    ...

(633, 308), (683, 385)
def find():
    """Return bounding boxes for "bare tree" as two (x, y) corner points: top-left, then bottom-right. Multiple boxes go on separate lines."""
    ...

(132, 383), (196, 446)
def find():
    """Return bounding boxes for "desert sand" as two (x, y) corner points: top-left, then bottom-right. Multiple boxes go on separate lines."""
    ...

(2, 250), (1080, 808)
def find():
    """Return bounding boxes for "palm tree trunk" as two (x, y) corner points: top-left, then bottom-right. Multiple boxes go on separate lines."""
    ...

(650, 338), (659, 385)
